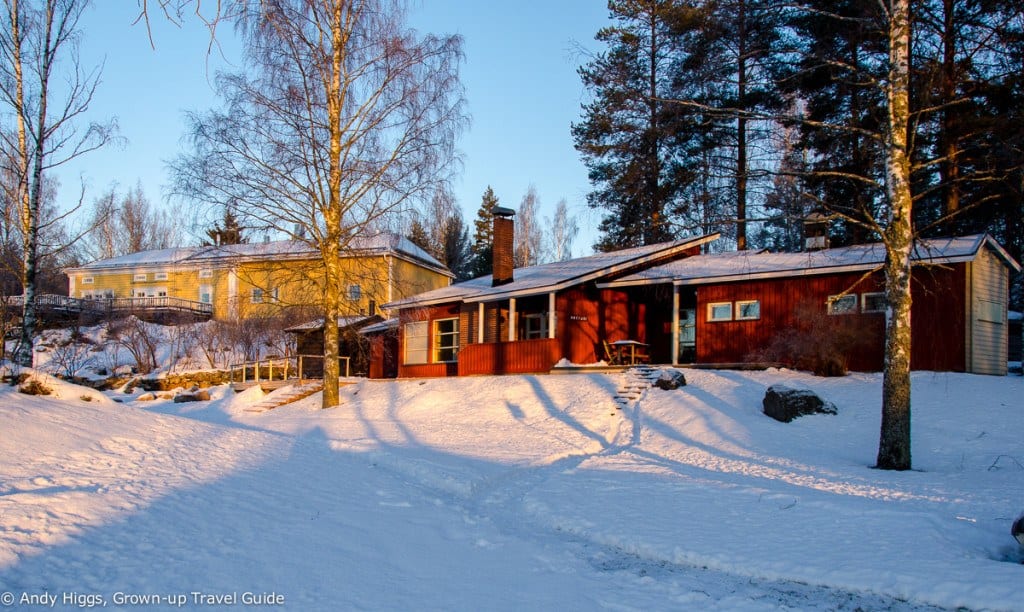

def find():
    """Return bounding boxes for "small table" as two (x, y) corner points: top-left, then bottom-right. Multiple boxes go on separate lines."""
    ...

(611, 340), (649, 365)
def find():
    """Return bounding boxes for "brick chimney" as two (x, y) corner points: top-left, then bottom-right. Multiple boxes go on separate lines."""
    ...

(492, 206), (516, 286)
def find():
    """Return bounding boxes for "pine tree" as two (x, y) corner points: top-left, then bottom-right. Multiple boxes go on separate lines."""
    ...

(440, 211), (472, 281)
(205, 208), (246, 246)
(470, 186), (499, 278)
(406, 219), (432, 255)
(573, 0), (694, 251)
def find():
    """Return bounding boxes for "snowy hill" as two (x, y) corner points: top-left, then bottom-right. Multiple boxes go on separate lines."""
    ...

(0, 368), (1021, 610)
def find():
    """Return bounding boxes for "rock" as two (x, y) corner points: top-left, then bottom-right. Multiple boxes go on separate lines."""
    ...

(654, 370), (687, 390)
(173, 389), (211, 403)
(1012, 513), (1024, 546)
(762, 385), (837, 423)
(136, 392), (156, 401)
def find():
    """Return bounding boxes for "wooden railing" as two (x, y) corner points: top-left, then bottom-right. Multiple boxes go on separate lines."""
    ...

(5, 294), (213, 318)
(458, 338), (560, 376)
(228, 354), (351, 384)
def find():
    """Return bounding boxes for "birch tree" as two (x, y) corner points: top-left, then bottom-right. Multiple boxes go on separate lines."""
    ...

(172, 0), (465, 408)
(0, 0), (115, 366)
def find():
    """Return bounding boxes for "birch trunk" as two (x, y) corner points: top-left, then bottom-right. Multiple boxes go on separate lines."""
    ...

(877, 0), (914, 471)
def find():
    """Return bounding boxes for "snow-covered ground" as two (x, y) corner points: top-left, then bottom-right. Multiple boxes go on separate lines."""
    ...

(1, 368), (1022, 610)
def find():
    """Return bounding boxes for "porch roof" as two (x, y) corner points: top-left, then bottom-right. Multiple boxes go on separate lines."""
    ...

(599, 233), (1020, 288)
(383, 233), (719, 309)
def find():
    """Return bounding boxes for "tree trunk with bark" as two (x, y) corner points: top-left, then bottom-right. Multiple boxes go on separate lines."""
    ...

(877, 0), (914, 471)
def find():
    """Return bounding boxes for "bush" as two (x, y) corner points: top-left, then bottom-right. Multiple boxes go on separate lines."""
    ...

(750, 302), (871, 377)
(19, 377), (52, 396)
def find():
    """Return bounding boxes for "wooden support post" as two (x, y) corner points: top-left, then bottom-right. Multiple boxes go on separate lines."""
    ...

(672, 285), (680, 366)
(508, 298), (516, 342)
(478, 303), (485, 344)
(548, 292), (556, 339)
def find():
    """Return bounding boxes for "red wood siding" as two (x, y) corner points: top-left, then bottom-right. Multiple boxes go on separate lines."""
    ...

(368, 332), (398, 379)
(396, 303), (462, 378)
(458, 338), (559, 375)
(556, 286), (644, 364)
(695, 265), (967, 372)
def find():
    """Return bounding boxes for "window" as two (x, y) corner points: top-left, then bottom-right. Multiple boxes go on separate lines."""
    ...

(103, 291), (114, 299)
(707, 302), (733, 322)
(199, 269), (213, 279)
(199, 285), (212, 304)
(154, 272), (168, 281)
(827, 294), (858, 315)
(133, 273), (147, 282)
(82, 276), (94, 284)
(270, 287), (279, 303)
(433, 318), (459, 362)
(523, 313), (548, 339)
(861, 292), (886, 314)
(405, 321), (428, 364)
(347, 284), (362, 301)
(735, 300), (760, 320)
(251, 288), (264, 303)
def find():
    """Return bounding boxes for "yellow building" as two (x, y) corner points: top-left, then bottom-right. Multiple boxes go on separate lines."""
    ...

(64, 234), (453, 321)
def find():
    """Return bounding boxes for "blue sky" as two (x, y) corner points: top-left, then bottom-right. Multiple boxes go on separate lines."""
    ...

(56, 2), (611, 257)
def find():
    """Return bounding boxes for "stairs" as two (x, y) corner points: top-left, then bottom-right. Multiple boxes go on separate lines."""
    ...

(613, 365), (660, 408)
(245, 381), (324, 413)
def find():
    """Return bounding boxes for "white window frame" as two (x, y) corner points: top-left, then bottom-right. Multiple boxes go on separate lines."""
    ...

(133, 273), (147, 282)
(81, 276), (94, 284)
(404, 321), (428, 365)
(251, 288), (264, 303)
(199, 269), (213, 279)
(707, 302), (733, 322)
(861, 292), (886, 314)
(827, 294), (858, 315)
(433, 317), (460, 363)
(522, 313), (548, 339)
(154, 272), (168, 281)
(347, 284), (362, 301)
(735, 300), (761, 321)
(199, 285), (212, 304)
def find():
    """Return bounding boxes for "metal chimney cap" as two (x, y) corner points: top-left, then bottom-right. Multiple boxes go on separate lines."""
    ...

(492, 206), (516, 218)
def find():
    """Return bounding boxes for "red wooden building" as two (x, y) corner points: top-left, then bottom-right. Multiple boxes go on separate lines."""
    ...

(374, 225), (1019, 378)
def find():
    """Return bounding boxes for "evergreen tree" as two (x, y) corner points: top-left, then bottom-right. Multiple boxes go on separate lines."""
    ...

(470, 186), (499, 277)
(406, 219), (432, 256)
(205, 208), (246, 246)
(671, 0), (784, 250)
(573, 0), (695, 251)
(440, 211), (472, 281)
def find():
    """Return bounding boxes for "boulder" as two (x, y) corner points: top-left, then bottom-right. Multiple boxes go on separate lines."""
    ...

(762, 385), (837, 423)
(173, 389), (211, 403)
(1012, 513), (1024, 546)
(136, 392), (156, 402)
(654, 370), (687, 390)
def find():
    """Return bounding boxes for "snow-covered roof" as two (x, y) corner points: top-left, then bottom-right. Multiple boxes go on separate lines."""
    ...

(384, 233), (719, 309)
(284, 315), (380, 333)
(601, 234), (1020, 288)
(358, 318), (400, 335)
(68, 232), (449, 275)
